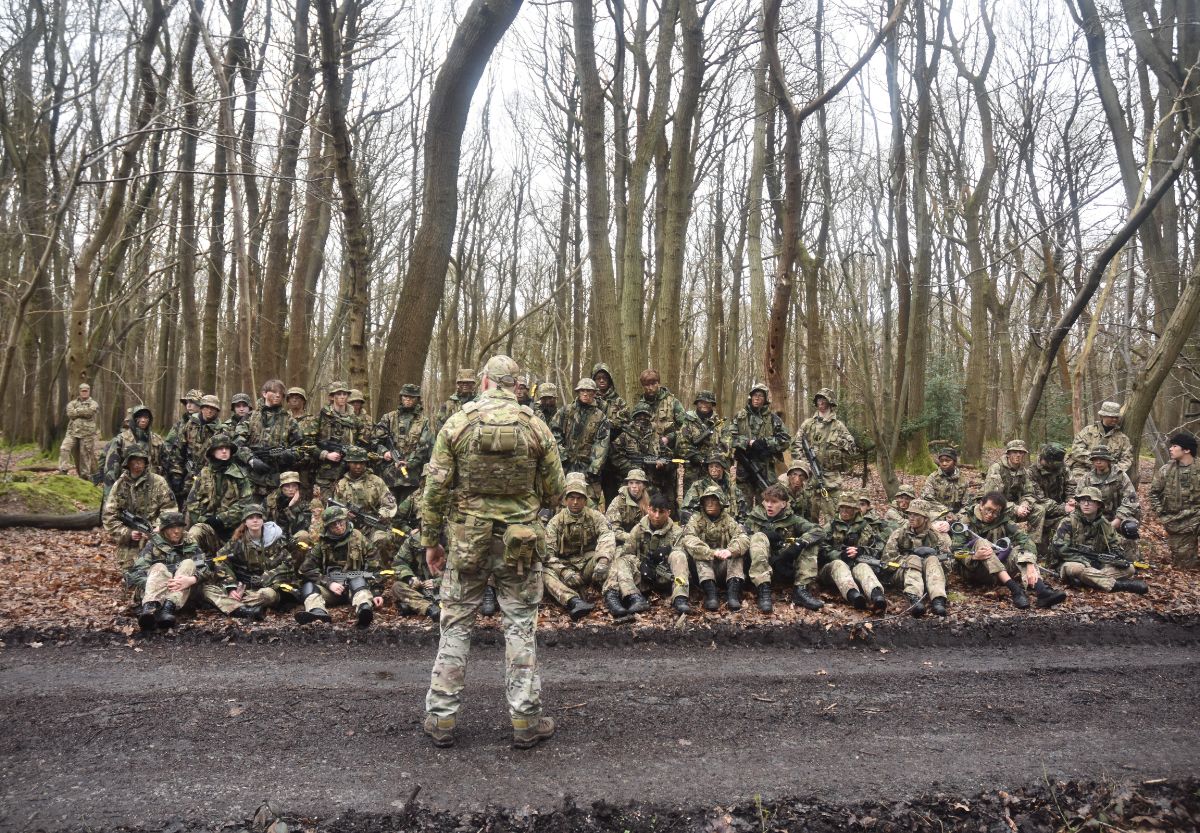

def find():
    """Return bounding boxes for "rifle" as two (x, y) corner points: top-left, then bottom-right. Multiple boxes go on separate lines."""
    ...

(118, 510), (153, 537)
(374, 428), (410, 479)
(949, 521), (1012, 562)
(1060, 545), (1149, 571)
(856, 555), (901, 573)
(325, 568), (397, 598)
(245, 445), (298, 475)
(328, 498), (407, 539)
(631, 455), (686, 469)
(799, 435), (828, 497)
(640, 545), (672, 585)
(734, 447), (771, 493)
(318, 439), (379, 463)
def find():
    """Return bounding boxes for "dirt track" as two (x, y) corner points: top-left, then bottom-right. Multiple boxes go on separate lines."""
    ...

(2, 618), (1198, 832)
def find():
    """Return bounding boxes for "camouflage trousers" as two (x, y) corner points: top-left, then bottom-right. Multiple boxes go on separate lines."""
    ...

(690, 551), (746, 585)
(392, 577), (436, 614)
(426, 536), (544, 721)
(818, 559), (881, 601)
(1165, 528), (1199, 569)
(956, 547), (1033, 588)
(886, 554), (947, 600)
(58, 434), (97, 479)
(543, 550), (607, 607)
(303, 582), (373, 613)
(747, 533), (819, 588)
(143, 559), (198, 608)
(187, 523), (227, 557)
(202, 583), (283, 614)
(604, 551), (689, 600)
(1060, 561), (1135, 592)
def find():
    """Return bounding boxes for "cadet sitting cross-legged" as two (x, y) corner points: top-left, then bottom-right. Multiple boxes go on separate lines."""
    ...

(295, 504), (387, 628)
(543, 473), (615, 620)
(744, 484), (828, 613)
(203, 504), (299, 621)
(818, 492), (887, 613)
(880, 499), (950, 617)
(1050, 486), (1149, 595)
(680, 485), (751, 611)
(604, 490), (691, 618)
(605, 468), (650, 546)
(332, 445), (402, 563)
(101, 446), (177, 571)
(125, 511), (210, 631)
(186, 433), (253, 556)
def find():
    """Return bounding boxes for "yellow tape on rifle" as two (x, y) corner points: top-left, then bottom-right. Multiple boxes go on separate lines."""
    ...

(279, 583), (295, 593)
(1134, 561), (1150, 570)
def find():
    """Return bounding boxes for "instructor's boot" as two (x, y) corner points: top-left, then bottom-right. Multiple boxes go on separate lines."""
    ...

(155, 600), (178, 629)
(701, 580), (720, 612)
(671, 595), (692, 615)
(1033, 580), (1067, 608)
(756, 583), (774, 613)
(624, 593), (650, 614)
(355, 602), (374, 629)
(512, 715), (555, 749)
(1112, 579), (1148, 594)
(1005, 578), (1030, 610)
(869, 587), (887, 614)
(929, 596), (948, 617)
(565, 596), (595, 621)
(137, 602), (160, 632)
(480, 585), (499, 616)
(792, 585), (825, 611)
(906, 593), (926, 617)
(846, 588), (868, 611)
(604, 588), (630, 619)
(422, 714), (455, 748)
(726, 578), (744, 611)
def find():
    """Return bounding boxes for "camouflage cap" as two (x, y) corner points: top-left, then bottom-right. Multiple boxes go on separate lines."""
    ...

(574, 377), (599, 393)
(538, 383), (559, 399)
(230, 393), (253, 407)
(342, 445), (370, 463)
(481, 357), (516, 386)
(699, 484), (729, 507)
(241, 503), (266, 521)
(285, 386), (308, 400)
(748, 381), (769, 398)
(329, 381), (351, 394)
(160, 511), (187, 529)
(625, 468), (650, 483)
(399, 383), (422, 398)
(1098, 401), (1122, 418)
(78, 382), (90, 391)
(348, 389), (365, 403)
(207, 432), (236, 455)
(122, 446), (150, 466)
(813, 387), (837, 407)
(1088, 445), (1115, 462)
(694, 390), (717, 404)
(591, 362), (614, 381)
(278, 471), (301, 486)
(895, 485), (916, 499)
(631, 401), (653, 418)
(1075, 485), (1103, 503)
(1040, 442), (1066, 462)
(906, 499), (934, 519)
(706, 455), (729, 469)
(456, 367), (477, 384)
(837, 493), (860, 510)
(1004, 439), (1029, 454)
(936, 447), (959, 461)
(199, 394), (221, 410)
(181, 388), (203, 404)
(515, 375), (530, 387)
(322, 505), (349, 525)
(786, 460), (812, 477)
(562, 472), (590, 498)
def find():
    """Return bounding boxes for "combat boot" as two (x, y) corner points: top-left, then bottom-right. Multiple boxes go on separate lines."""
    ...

(906, 593), (926, 617)
(294, 607), (331, 625)
(792, 585), (824, 611)
(230, 604), (265, 621)
(846, 588), (867, 611)
(565, 596), (595, 621)
(701, 580), (720, 611)
(1112, 579), (1148, 594)
(869, 587), (887, 614)
(480, 585), (499, 616)
(756, 583), (774, 613)
(425, 601), (441, 622)
(1005, 578), (1030, 609)
(512, 715), (555, 749)
(726, 578), (744, 611)
(929, 596), (948, 617)
(156, 600), (178, 629)
(671, 595), (692, 614)
(1033, 580), (1067, 608)
(137, 602), (160, 632)
(604, 588), (630, 619)
(422, 714), (455, 748)
(355, 602), (374, 628)
(624, 593), (650, 614)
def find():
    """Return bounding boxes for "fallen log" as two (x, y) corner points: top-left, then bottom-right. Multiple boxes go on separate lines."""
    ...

(0, 510), (101, 529)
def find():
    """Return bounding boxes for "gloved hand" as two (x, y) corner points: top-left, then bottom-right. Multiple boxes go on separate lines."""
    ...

(764, 529), (783, 549)
(593, 558), (610, 585)
(562, 569), (583, 590)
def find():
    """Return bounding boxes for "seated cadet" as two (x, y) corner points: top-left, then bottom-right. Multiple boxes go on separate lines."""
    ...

(610, 402), (676, 503)
(332, 445), (401, 562)
(880, 486), (916, 535)
(920, 447), (975, 521)
(295, 504), (387, 627)
(949, 492), (1067, 609)
(543, 473), (616, 620)
(680, 485), (751, 611)
(818, 492), (887, 613)
(186, 433), (253, 555)
(606, 468), (650, 546)
(1050, 486), (1148, 595)
(1031, 443), (1075, 550)
(1074, 445), (1142, 559)
(744, 484), (828, 613)
(264, 470), (317, 557)
(881, 499), (950, 617)
(983, 439), (1047, 539)
(391, 529), (441, 621)
(603, 490), (691, 618)
(683, 456), (743, 519)
(778, 460), (819, 523)
(203, 504), (297, 620)
(102, 446), (177, 570)
(125, 511), (210, 631)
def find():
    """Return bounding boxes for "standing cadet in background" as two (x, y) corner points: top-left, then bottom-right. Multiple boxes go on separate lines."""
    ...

(374, 383), (430, 504)
(1068, 401), (1133, 478)
(58, 382), (101, 479)
(983, 440), (1047, 539)
(553, 377), (611, 508)
(921, 447), (975, 521)
(635, 369), (686, 447)
(676, 390), (731, 495)
(432, 368), (477, 434)
(313, 381), (363, 491)
(421, 355), (565, 750)
(731, 383), (791, 507)
(1149, 431), (1199, 569)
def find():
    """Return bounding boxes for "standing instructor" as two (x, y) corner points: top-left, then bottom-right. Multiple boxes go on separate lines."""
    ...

(421, 355), (566, 749)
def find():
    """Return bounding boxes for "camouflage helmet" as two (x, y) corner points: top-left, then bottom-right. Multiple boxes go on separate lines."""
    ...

(515, 375), (530, 387)
(1097, 401), (1122, 418)
(786, 459), (812, 477)
(230, 393), (253, 408)
(181, 388), (203, 405)
(837, 492), (860, 510)
(699, 484), (729, 507)
(538, 383), (559, 399)
(631, 401), (653, 419)
(1088, 445), (1115, 462)
(286, 386), (308, 401)
(936, 447), (959, 462)
(328, 380), (351, 395)
(348, 389), (365, 404)
(574, 377), (599, 393)
(562, 472), (590, 498)
(342, 445), (370, 463)
(206, 432), (236, 457)
(78, 382), (90, 392)
(241, 503), (266, 521)
(1075, 485), (1104, 503)
(456, 367), (477, 384)
(706, 455), (729, 470)
(905, 498), (934, 519)
(624, 468), (650, 483)
(278, 471), (301, 486)
(160, 511), (187, 530)
(122, 445), (150, 467)
(131, 404), (153, 421)
(199, 394), (221, 411)
(322, 505), (349, 525)
(1040, 443), (1066, 462)
(813, 387), (837, 407)
(1004, 439), (1029, 454)
(694, 390), (717, 405)
(748, 381), (769, 399)
(399, 383), (422, 398)
(895, 485), (916, 499)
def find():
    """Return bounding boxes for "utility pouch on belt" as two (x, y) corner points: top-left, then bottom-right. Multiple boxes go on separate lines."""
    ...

(448, 515), (494, 573)
(479, 423), (518, 453)
(502, 524), (539, 575)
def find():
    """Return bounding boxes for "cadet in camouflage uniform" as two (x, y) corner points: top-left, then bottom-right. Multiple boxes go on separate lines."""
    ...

(635, 368), (686, 445)
(295, 504), (386, 627)
(609, 402), (675, 504)
(591, 363), (630, 428)
(235, 379), (306, 498)
(515, 376), (534, 409)
(683, 457), (743, 519)
(166, 395), (223, 499)
(1068, 401), (1133, 478)
(920, 448), (975, 520)
(265, 471), (316, 555)
(604, 491), (691, 617)
(676, 391), (731, 493)
(536, 383), (560, 429)
(1075, 445), (1142, 559)
(103, 404), (168, 489)
(606, 468), (649, 546)
(680, 485), (751, 611)
(950, 491), (1067, 609)
(779, 460), (819, 523)
(349, 389), (373, 440)
(796, 388), (857, 473)
(374, 383), (430, 503)
(744, 484), (827, 612)
(817, 493), (887, 613)
(421, 355), (564, 749)
(553, 377), (611, 507)
(731, 383), (791, 506)
(126, 511), (209, 631)
(313, 381), (365, 491)
(186, 433), (253, 555)
(982, 440), (1047, 539)
(166, 389), (203, 446)
(543, 473), (615, 620)
(203, 504), (297, 619)
(391, 532), (441, 621)
(58, 382), (101, 479)
(431, 368), (477, 435)
(102, 447), (178, 570)
(1051, 486), (1148, 593)
(1031, 443), (1075, 549)
(880, 499), (949, 617)
(223, 393), (254, 443)
(1149, 431), (1199, 568)
(332, 445), (401, 561)
(285, 386), (319, 494)
(879, 485), (916, 536)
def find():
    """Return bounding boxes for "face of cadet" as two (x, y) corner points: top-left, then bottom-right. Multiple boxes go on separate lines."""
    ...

(564, 492), (586, 513)
(163, 525), (185, 544)
(709, 463), (726, 480)
(234, 403), (251, 418)
(515, 383), (529, 399)
(762, 496), (786, 518)
(201, 406), (219, 421)
(1101, 415), (1119, 429)
(244, 515), (264, 534)
(838, 505), (857, 522)
(895, 496), (911, 511)
(212, 446), (232, 461)
(1091, 459), (1111, 476)
(646, 505), (672, 529)
(262, 389), (283, 407)
(287, 394), (306, 411)
(127, 458), (147, 478)
(594, 373), (611, 392)
(938, 455), (956, 473)
(787, 471), (806, 490)
(136, 415), (151, 430)
(642, 380), (661, 398)
(328, 519), (348, 536)
(696, 402), (713, 418)
(1079, 498), (1101, 518)
(750, 391), (766, 409)
(401, 395), (418, 409)
(347, 461), (366, 477)
(702, 497), (721, 518)
(907, 512), (928, 533)
(332, 392), (349, 408)
(626, 480), (645, 499)
(979, 501), (1003, 523)
(1006, 451), (1026, 468)
(282, 483), (300, 499)
(577, 389), (596, 406)
(456, 381), (475, 397)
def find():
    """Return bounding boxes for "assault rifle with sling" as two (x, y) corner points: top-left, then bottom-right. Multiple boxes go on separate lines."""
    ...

(800, 435), (828, 497)
(328, 498), (407, 539)
(630, 455), (687, 469)
(374, 428), (410, 479)
(734, 447), (771, 493)
(118, 510), (153, 537)
(640, 544), (673, 585)
(244, 444), (300, 476)
(317, 439), (379, 463)
(1060, 545), (1149, 571)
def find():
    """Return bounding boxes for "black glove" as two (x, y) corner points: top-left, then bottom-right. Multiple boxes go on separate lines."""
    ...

(749, 438), (769, 457)
(764, 529), (783, 549)
(913, 546), (938, 558)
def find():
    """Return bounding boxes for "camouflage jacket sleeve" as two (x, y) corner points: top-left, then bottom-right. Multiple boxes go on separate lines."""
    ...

(788, 515), (826, 547)
(214, 468), (253, 531)
(1148, 465), (1166, 517)
(726, 517), (751, 555)
(587, 414), (611, 477)
(1003, 520), (1037, 562)
(980, 463), (1005, 498)
(591, 509), (617, 561)
(768, 413), (792, 455)
(882, 527), (903, 561)
(101, 487), (128, 541)
(534, 417), (567, 508)
(1115, 474), (1141, 520)
(544, 511), (567, 568)
(418, 423), (456, 547)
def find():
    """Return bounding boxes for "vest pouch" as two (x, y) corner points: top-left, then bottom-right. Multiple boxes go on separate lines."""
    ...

(449, 515), (494, 573)
(502, 523), (539, 575)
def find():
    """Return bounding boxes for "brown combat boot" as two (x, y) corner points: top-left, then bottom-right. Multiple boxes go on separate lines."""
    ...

(511, 715), (555, 749)
(422, 714), (456, 748)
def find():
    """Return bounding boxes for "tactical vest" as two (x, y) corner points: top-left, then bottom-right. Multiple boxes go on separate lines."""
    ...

(453, 403), (540, 496)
